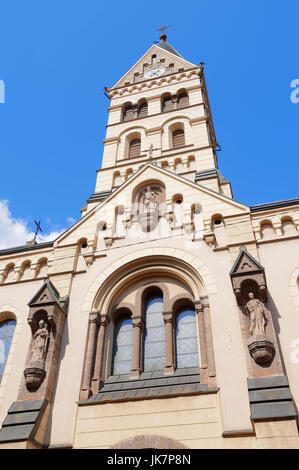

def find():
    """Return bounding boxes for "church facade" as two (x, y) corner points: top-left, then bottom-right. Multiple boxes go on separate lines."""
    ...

(0, 33), (299, 449)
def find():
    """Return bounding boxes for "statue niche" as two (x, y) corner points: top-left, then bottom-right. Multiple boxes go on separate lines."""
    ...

(244, 291), (275, 365)
(133, 182), (165, 232)
(230, 249), (276, 367)
(24, 316), (50, 391)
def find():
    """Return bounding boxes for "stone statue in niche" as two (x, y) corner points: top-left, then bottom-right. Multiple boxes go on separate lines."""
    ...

(245, 292), (275, 365)
(31, 319), (49, 363)
(142, 186), (157, 210)
(137, 186), (159, 231)
(245, 292), (269, 336)
(24, 319), (49, 391)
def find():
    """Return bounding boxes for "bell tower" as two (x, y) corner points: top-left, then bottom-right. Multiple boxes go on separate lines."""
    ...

(83, 31), (232, 215)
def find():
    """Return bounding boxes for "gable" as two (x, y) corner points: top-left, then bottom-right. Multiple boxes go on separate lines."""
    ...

(28, 280), (60, 306)
(111, 44), (196, 89)
(230, 249), (264, 277)
(56, 164), (249, 246)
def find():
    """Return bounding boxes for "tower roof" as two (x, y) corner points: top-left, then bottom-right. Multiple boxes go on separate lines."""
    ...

(156, 33), (183, 58)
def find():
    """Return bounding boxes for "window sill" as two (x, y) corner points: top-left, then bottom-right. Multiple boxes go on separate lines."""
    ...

(78, 367), (219, 405)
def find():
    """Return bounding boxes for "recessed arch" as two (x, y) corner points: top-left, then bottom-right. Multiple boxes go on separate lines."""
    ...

(81, 248), (216, 314)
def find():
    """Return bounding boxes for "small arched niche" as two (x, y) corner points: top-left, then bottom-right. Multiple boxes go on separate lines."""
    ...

(21, 260), (31, 281)
(4, 264), (15, 283)
(132, 180), (165, 217)
(281, 217), (297, 236)
(97, 221), (107, 250)
(114, 205), (126, 237)
(36, 258), (48, 278)
(260, 220), (276, 240)
(212, 215), (227, 247)
(192, 203), (202, 233)
(240, 279), (261, 304)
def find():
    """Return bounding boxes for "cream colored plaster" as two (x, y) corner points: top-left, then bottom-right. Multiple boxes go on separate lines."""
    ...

(74, 393), (221, 449)
(0, 305), (23, 406)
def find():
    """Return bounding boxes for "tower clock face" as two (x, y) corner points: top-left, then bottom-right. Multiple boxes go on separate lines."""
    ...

(144, 67), (165, 79)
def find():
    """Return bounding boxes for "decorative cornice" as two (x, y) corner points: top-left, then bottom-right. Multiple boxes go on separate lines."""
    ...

(250, 198), (299, 212)
(109, 69), (200, 97)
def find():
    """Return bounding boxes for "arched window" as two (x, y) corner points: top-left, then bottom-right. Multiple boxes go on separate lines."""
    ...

(176, 307), (199, 368)
(112, 315), (133, 375)
(129, 138), (141, 158)
(138, 101), (148, 118)
(162, 94), (173, 112)
(177, 91), (189, 108)
(123, 104), (134, 122)
(0, 319), (16, 383)
(144, 294), (165, 372)
(172, 129), (185, 148)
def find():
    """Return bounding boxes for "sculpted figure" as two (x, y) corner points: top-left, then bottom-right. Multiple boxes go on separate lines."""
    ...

(245, 292), (269, 336)
(142, 186), (157, 209)
(31, 319), (49, 363)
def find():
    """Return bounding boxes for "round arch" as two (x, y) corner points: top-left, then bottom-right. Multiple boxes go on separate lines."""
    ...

(111, 434), (189, 449)
(81, 247), (216, 314)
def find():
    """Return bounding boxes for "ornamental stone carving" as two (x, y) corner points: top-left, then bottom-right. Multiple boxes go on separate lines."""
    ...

(21, 280), (68, 398)
(138, 185), (159, 231)
(230, 248), (277, 367)
(245, 292), (275, 365)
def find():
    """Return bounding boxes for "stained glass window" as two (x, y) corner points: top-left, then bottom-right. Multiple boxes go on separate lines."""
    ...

(0, 319), (16, 384)
(111, 316), (133, 375)
(144, 295), (165, 372)
(176, 308), (199, 368)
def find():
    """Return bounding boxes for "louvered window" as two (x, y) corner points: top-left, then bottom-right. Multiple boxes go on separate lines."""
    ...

(123, 105), (134, 121)
(129, 139), (141, 158)
(162, 96), (173, 112)
(177, 93), (189, 109)
(138, 102), (148, 118)
(172, 129), (185, 148)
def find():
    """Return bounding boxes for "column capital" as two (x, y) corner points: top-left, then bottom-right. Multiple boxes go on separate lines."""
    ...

(163, 311), (174, 323)
(132, 316), (144, 328)
(200, 296), (210, 308)
(89, 310), (99, 324)
(98, 314), (110, 327)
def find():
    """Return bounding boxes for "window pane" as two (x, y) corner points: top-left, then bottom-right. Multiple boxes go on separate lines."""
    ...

(0, 319), (16, 384)
(176, 308), (199, 369)
(112, 316), (133, 375)
(144, 296), (165, 372)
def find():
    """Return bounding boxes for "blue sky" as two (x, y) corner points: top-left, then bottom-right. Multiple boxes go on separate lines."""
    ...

(0, 0), (298, 248)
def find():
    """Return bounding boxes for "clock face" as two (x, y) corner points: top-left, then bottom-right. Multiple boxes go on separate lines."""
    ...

(144, 67), (165, 79)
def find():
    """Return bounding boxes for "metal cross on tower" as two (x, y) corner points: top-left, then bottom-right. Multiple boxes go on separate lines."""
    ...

(33, 219), (43, 242)
(156, 25), (171, 36)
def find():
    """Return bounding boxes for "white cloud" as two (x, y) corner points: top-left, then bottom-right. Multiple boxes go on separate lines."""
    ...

(0, 200), (65, 250)
(67, 217), (76, 225)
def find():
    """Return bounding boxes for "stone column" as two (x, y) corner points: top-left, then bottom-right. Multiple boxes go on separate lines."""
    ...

(130, 316), (144, 379)
(195, 301), (208, 370)
(201, 296), (216, 380)
(91, 314), (109, 395)
(163, 311), (175, 374)
(80, 310), (99, 401)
